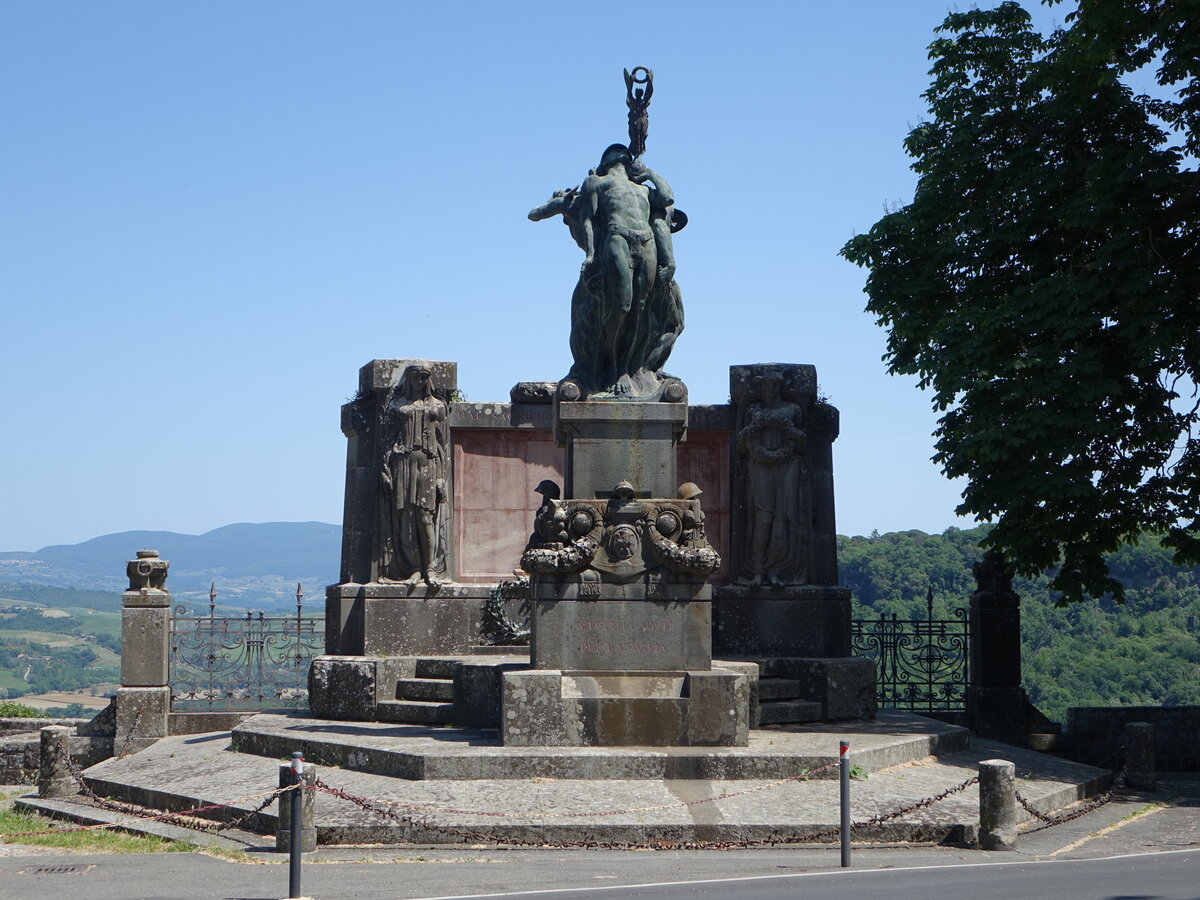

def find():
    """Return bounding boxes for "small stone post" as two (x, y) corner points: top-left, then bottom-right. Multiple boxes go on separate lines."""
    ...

(1124, 721), (1157, 790)
(978, 758), (1018, 851)
(276, 759), (317, 852)
(37, 725), (75, 798)
(115, 550), (173, 754)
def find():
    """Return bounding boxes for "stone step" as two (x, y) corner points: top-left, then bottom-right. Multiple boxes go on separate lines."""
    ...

(415, 657), (460, 680)
(376, 700), (454, 726)
(396, 677), (455, 702)
(757, 678), (803, 701)
(758, 700), (823, 725)
(230, 710), (969, 780)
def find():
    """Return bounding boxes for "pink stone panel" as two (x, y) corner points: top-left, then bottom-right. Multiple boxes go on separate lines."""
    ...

(678, 431), (731, 583)
(454, 429), (564, 582)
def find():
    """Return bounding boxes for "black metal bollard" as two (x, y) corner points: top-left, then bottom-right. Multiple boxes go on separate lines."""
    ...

(278, 751), (316, 899)
(839, 740), (851, 867)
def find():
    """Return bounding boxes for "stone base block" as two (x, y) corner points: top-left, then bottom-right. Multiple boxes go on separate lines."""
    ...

(114, 686), (169, 754)
(532, 599), (712, 671)
(967, 685), (1035, 745)
(308, 656), (379, 721)
(325, 583), (489, 656)
(751, 657), (876, 720)
(501, 668), (749, 747)
(713, 586), (852, 657)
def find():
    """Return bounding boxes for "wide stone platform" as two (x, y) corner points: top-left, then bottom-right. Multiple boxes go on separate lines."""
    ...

(230, 709), (965, 780)
(44, 713), (1111, 847)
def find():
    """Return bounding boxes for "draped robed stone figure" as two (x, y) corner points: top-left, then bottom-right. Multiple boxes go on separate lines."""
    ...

(735, 372), (810, 585)
(378, 364), (449, 585)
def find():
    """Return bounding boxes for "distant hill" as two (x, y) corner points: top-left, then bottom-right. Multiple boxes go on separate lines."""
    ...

(0, 522), (340, 608)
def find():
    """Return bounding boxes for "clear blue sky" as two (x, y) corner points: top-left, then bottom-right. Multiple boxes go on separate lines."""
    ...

(0, 1), (1076, 552)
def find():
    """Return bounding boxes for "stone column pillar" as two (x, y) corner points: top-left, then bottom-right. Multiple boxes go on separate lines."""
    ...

(966, 552), (1030, 743)
(276, 761), (317, 852)
(978, 758), (1018, 850)
(1125, 721), (1157, 790)
(115, 549), (172, 754)
(37, 725), (75, 798)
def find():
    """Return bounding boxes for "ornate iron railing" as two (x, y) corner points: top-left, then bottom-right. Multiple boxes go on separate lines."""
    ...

(169, 583), (324, 711)
(851, 588), (969, 713)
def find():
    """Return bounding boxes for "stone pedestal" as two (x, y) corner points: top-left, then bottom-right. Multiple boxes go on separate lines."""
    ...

(554, 398), (688, 500)
(713, 585), (852, 658)
(115, 550), (172, 753)
(502, 668), (748, 747)
(325, 582), (481, 657)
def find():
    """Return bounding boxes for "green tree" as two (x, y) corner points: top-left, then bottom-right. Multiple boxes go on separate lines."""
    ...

(841, 1), (1199, 603)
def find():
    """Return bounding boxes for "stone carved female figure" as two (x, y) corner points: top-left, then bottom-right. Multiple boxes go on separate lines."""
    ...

(379, 365), (448, 585)
(736, 373), (809, 585)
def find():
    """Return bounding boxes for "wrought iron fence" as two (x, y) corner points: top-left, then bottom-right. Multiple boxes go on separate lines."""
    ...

(169, 583), (324, 711)
(851, 588), (970, 714)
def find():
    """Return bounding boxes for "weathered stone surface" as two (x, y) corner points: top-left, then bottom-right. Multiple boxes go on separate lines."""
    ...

(510, 381), (558, 404)
(37, 726), (74, 798)
(554, 399), (687, 500)
(308, 656), (377, 721)
(788, 657), (877, 720)
(1125, 721), (1157, 790)
(713, 586), (852, 657)
(978, 758), (1018, 850)
(454, 661), (527, 729)
(120, 606), (170, 686)
(115, 686), (169, 754)
(362, 595), (474, 656)
(501, 668), (748, 747)
(531, 600), (711, 671)
(125, 549), (169, 591)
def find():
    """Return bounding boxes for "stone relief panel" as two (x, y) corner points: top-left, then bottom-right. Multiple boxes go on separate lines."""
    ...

(377, 363), (450, 585)
(730, 364), (818, 586)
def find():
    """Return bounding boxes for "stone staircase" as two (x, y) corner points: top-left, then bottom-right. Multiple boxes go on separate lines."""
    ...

(757, 675), (823, 725)
(376, 658), (455, 725)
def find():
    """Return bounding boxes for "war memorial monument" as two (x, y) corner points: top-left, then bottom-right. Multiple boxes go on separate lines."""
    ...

(306, 67), (875, 744)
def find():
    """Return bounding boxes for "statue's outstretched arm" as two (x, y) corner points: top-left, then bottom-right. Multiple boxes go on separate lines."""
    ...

(529, 192), (571, 222)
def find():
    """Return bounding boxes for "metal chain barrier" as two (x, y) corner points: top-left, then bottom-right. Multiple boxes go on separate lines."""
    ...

(1012, 745), (1129, 834)
(309, 769), (983, 851)
(4, 782), (289, 841)
(45, 739), (287, 836)
(1015, 770), (1127, 834)
(114, 708), (144, 759)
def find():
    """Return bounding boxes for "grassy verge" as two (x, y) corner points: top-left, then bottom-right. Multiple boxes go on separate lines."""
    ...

(0, 805), (198, 854)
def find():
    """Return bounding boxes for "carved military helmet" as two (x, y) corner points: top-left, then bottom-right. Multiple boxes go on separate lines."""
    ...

(599, 143), (633, 173)
(534, 479), (561, 499)
(676, 482), (703, 500)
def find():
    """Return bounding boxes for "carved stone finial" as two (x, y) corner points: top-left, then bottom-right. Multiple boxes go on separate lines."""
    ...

(127, 549), (168, 591)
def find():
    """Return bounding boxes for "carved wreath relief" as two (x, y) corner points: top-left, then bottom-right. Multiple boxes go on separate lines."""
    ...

(522, 480), (719, 584)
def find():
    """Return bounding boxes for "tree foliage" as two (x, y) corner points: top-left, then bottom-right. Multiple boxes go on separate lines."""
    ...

(841, 525), (1200, 722)
(841, 1), (1200, 603)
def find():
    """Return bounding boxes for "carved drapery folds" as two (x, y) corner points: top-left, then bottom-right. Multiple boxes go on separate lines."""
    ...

(522, 481), (719, 582)
(378, 363), (450, 585)
(731, 365), (816, 586)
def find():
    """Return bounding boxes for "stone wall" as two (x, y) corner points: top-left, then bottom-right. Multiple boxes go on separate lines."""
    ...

(0, 717), (107, 784)
(1067, 706), (1200, 772)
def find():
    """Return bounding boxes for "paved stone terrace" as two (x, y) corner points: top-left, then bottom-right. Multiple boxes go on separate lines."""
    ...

(40, 714), (1111, 847)
(229, 709), (969, 780)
